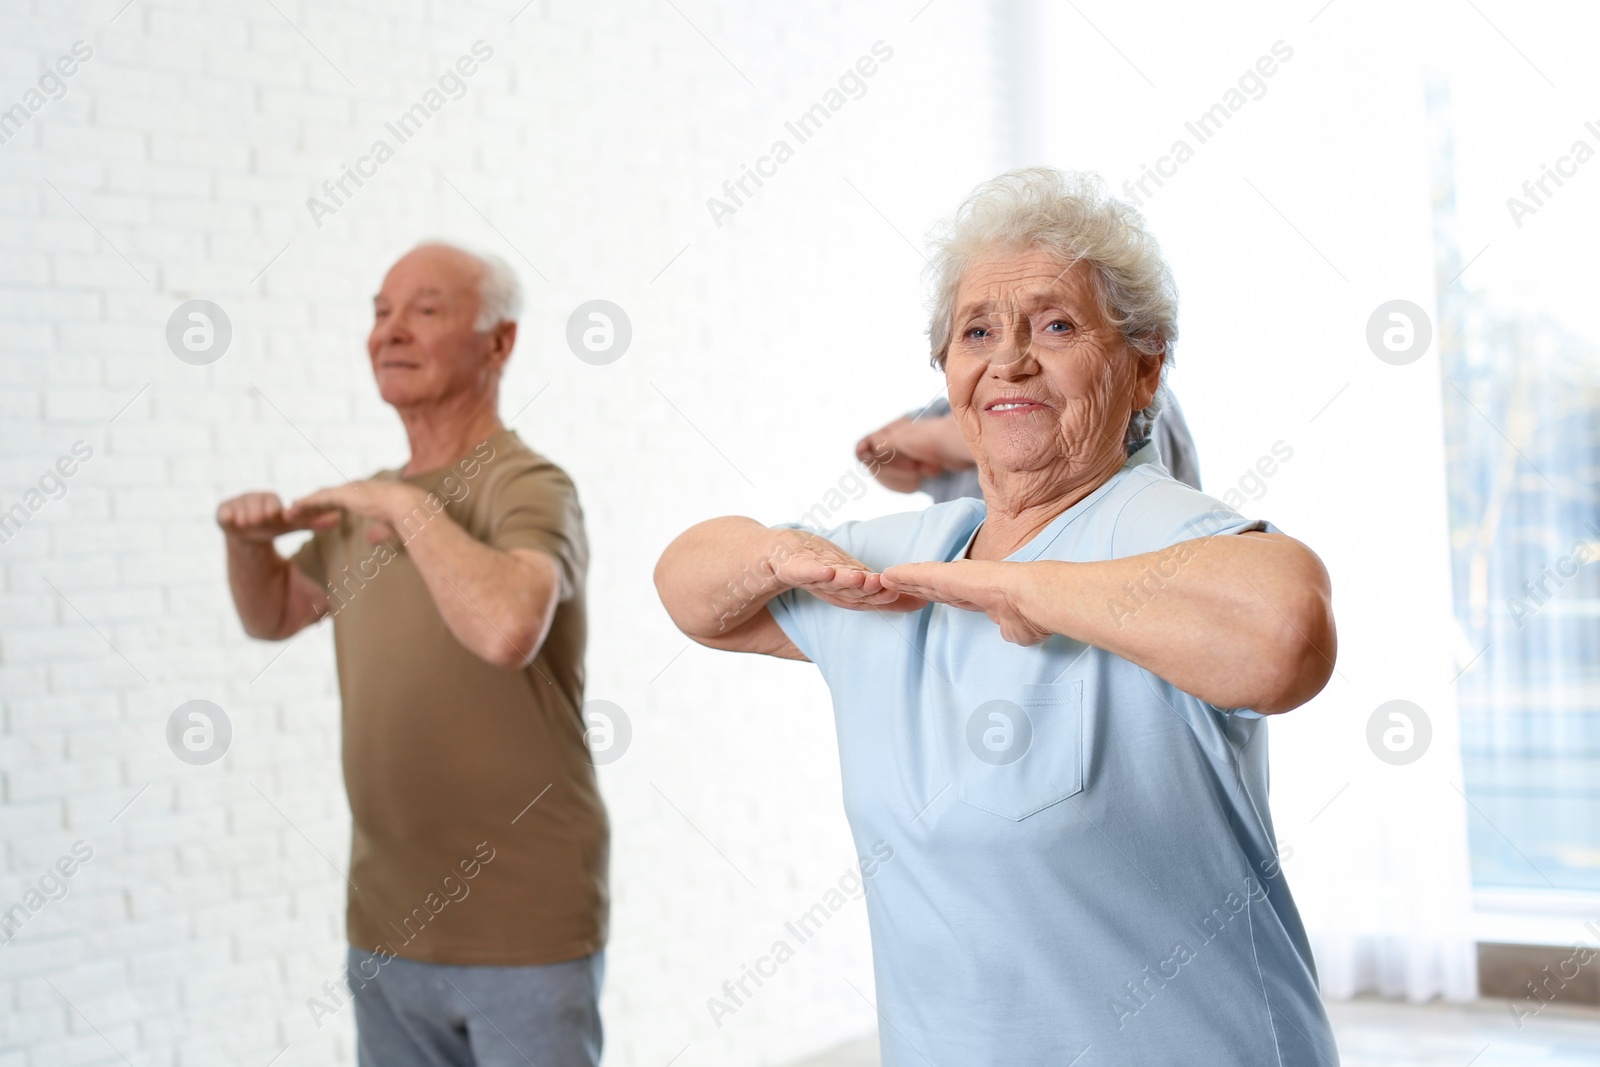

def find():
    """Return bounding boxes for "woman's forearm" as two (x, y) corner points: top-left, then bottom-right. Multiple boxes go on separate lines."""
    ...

(655, 517), (797, 638)
(1012, 533), (1336, 713)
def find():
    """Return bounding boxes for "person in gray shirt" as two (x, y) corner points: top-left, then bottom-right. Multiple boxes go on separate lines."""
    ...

(857, 389), (1202, 503)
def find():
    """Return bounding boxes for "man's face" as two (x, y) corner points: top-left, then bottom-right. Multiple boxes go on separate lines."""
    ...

(367, 246), (511, 410)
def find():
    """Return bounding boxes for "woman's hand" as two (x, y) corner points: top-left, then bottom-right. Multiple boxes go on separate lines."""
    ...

(656, 516), (924, 659)
(775, 530), (927, 613)
(881, 559), (1048, 644)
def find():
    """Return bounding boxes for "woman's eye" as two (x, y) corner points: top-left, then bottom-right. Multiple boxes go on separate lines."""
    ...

(1045, 320), (1073, 333)
(964, 326), (989, 340)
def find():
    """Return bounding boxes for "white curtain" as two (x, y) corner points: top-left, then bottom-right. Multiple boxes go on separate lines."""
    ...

(1269, 658), (1479, 1002)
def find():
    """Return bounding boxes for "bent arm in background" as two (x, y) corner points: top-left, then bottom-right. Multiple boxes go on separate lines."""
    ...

(856, 412), (975, 493)
(284, 479), (565, 671)
(399, 517), (563, 670)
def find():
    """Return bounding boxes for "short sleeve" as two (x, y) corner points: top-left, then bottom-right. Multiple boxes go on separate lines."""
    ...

(1109, 474), (1278, 560)
(764, 519), (867, 664)
(289, 530), (329, 587)
(485, 461), (588, 602)
(767, 586), (821, 664)
(762, 505), (968, 668)
(1111, 475), (1279, 720)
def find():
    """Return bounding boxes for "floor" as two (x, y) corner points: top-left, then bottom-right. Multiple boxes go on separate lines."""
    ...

(783, 997), (1600, 1066)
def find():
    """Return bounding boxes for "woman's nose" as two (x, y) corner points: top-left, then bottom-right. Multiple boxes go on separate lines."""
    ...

(984, 309), (1034, 367)
(992, 329), (1036, 370)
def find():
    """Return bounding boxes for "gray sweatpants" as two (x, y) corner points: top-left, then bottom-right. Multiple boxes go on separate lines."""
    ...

(346, 947), (604, 1067)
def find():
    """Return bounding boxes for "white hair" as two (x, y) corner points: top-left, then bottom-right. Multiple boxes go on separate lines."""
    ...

(924, 167), (1178, 451)
(411, 240), (523, 331)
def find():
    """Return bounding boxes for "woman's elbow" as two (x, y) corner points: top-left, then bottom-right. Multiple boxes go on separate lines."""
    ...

(1257, 586), (1336, 715)
(653, 544), (692, 632)
(654, 533), (719, 639)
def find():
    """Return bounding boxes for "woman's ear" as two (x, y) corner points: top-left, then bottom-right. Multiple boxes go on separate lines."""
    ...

(1132, 347), (1165, 411)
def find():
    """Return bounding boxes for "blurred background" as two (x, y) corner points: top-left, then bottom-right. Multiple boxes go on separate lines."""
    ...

(1, 0), (1598, 1064)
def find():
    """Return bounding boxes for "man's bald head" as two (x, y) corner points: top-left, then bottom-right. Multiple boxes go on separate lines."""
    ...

(367, 242), (522, 414)
(394, 242), (522, 331)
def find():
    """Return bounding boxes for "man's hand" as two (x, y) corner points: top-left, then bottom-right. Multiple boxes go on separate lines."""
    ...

(856, 416), (944, 492)
(217, 491), (323, 544)
(286, 480), (430, 545)
(856, 414), (976, 494)
(217, 491), (333, 640)
(773, 530), (927, 613)
(881, 559), (1048, 644)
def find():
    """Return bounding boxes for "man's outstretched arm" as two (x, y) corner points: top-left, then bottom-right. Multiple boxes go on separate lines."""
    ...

(217, 491), (330, 640)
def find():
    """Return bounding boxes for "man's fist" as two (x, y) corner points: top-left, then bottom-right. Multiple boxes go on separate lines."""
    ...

(855, 413), (976, 494)
(216, 491), (327, 544)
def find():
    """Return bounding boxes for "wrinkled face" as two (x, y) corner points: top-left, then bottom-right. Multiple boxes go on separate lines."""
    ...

(944, 248), (1161, 491)
(367, 246), (504, 410)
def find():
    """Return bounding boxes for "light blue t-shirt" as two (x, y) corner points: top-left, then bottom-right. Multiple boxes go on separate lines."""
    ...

(769, 444), (1337, 1067)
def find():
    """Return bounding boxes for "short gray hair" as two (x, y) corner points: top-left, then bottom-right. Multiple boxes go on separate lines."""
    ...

(412, 240), (523, 331)
(925, 167), (1178, 449)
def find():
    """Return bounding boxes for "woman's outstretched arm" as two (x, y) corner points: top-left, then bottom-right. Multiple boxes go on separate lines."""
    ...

(883, 531), (1335, 714)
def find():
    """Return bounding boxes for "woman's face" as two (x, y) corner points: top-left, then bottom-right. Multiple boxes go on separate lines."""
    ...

(944, 248), (1162, 501)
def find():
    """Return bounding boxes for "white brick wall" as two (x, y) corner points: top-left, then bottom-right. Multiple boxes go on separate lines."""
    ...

(0, 1), (1007, 1064)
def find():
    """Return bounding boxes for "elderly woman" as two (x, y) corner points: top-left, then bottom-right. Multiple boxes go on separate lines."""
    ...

(654, 168), (1338, 1066)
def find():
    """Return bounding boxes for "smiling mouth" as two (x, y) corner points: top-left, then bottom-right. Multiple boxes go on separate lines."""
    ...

(985, 399), (1048, 412)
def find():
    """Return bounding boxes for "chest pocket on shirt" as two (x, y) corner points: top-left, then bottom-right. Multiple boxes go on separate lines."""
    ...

(954, 680), (1084, 821)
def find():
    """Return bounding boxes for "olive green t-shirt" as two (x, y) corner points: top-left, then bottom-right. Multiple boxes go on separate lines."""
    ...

(291, 429), (607, 966)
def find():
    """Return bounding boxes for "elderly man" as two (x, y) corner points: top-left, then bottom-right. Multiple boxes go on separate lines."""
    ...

(656, 169), (1338, 1065)
(216, 242), (607, 1066)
